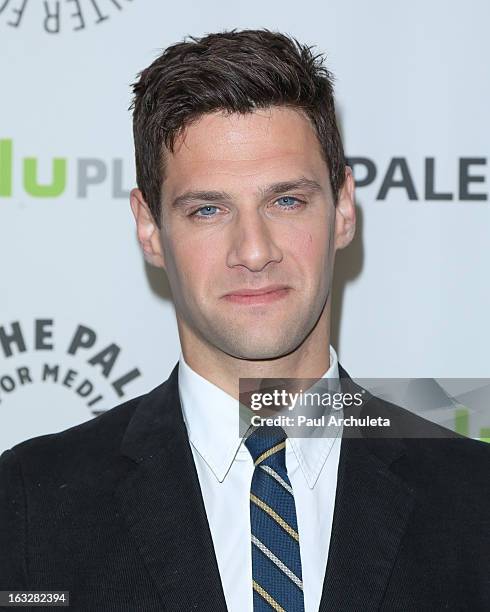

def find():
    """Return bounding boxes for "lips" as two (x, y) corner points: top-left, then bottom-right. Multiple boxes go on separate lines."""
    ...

(224, 284), (289, 297)
(222, 285), (290, 305)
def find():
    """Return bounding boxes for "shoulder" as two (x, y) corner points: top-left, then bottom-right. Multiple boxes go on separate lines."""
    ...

(0, 378), (168, 488)
(368, 395), (490, 519)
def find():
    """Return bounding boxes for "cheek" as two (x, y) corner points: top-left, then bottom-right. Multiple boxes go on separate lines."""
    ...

(171, 234), (222, 284)
(278, 204), (333, 255)
(282, 226), (328, 267)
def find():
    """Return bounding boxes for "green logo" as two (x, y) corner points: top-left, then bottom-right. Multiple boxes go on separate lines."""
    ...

(0, 139), (130, 199)
(0, 139), (66, 197)
(455, 407), (490, 443)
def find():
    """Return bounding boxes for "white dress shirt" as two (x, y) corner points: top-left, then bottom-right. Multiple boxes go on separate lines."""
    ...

(178, 347), (342, 612)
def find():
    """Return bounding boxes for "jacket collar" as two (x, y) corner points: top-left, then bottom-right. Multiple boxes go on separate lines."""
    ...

(118, 362), (228, 611)
(318, 364), (414, 611)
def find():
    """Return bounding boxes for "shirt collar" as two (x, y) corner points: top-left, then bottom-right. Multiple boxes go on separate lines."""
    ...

(178, 346), (341, 489)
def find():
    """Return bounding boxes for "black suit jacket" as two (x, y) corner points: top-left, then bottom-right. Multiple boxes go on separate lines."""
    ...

(1, 363), (489, 611)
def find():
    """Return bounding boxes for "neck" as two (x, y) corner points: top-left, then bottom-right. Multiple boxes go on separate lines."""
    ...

(178, 301), (332, 400)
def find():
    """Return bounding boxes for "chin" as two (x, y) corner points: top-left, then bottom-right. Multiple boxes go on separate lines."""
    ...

(198, 308), (318, 360)
(216, 333), (304, 362)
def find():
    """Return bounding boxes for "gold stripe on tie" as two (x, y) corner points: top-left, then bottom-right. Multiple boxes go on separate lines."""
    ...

(254, 441), (286, 466)
(250, 493), (300, 542)
(252, 580), (286, 612)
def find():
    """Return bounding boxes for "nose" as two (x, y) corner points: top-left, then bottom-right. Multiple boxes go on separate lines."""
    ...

(226, 210), (283, 272)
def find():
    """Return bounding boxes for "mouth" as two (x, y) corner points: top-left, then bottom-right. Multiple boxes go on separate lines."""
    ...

(222, 285), (291, 305)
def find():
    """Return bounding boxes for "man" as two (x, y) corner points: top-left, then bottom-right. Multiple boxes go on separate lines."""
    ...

(1, 29), (489, 612)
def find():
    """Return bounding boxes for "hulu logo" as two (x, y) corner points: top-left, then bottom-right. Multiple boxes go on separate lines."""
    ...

(0, 139), (65, 197)
(0, 139), (130, 198)
(455, 408), (490, 443)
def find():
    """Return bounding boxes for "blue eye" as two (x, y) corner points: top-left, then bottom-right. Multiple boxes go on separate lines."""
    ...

(276, 196), (300, 208)
(194, 205), (218, 217)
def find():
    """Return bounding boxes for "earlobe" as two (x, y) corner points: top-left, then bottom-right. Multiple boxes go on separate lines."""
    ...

(129, 188), (166, 269)
(334, 167), (356, 251)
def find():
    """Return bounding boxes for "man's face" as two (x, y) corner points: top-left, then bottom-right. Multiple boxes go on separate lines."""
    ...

(134, 107), (354, 360)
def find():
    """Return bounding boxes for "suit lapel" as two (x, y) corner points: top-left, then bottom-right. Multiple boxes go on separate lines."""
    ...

(115, 361), (415, 611)
(115, 363), (227, 612)
(319, 367), (415, 611)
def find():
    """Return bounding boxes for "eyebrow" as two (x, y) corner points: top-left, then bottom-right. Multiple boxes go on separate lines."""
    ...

(169, 177), (323, 209)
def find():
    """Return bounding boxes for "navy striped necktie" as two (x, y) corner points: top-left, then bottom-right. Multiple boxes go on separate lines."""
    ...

(244, 426), (305, 612)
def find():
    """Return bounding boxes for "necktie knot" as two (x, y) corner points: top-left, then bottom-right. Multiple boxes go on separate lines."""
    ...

(244, 425), (287, 469)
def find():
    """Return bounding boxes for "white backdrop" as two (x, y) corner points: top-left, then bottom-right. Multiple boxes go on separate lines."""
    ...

(1, 0), (489, 451)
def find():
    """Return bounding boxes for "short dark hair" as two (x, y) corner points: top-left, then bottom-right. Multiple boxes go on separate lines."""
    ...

(131, 29), (346, 227)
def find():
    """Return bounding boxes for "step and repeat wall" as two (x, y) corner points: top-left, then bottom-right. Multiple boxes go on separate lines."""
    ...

(1, 0), (489, 451)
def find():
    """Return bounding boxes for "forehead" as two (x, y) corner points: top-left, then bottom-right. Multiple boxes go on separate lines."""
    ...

(163, 107), (327, 192)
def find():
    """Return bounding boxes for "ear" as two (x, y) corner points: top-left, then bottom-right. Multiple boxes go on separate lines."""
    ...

(129, 188), (166, 269)
(334, 167), (356, 251)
